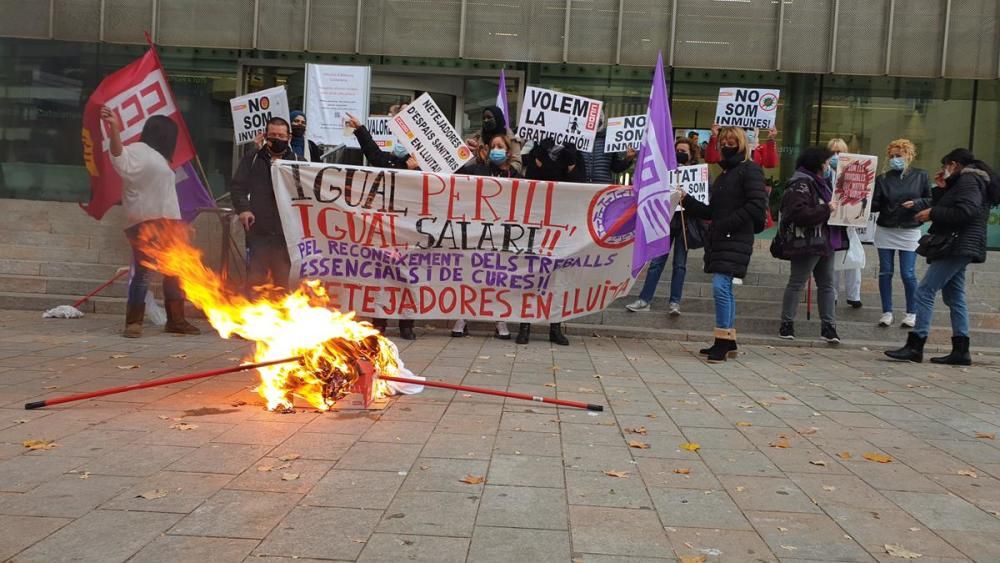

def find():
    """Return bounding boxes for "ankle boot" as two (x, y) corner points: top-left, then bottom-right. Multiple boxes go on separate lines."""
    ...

(706, 328), (736, 363)
(123, 303), (145, 338)
(399, 320), (416, 341)
(516, 323), (531, 344)
(372, 318), (388, 333)
(549, 323), (569, 346)
(699, 335), (738, 357)
(885, 332), (925, 363)
(164, 300), (201, 335)
(930, 336), (971, 366)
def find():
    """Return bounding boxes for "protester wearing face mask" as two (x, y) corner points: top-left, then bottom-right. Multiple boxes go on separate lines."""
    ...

(580, 112), (637, 184)
(465, 106), (523, 175)
(626, 138), (708, 315)
(705, 125), (779, 168)
(289, 110), (322, 162)
(344, 113), (419, 340)
(677, 127), (768, 363)
(886, 149), (995, 365)
(827, 138), (863, 309)
(870, 139), (931, 329)
(774, 147), (847, 344)
(231, 117), (304, 295)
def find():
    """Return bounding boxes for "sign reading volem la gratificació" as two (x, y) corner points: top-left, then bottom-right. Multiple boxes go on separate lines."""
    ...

(517, 87), (604, 152)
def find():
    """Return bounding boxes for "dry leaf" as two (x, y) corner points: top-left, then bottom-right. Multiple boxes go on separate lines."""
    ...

(626, 426), (648, 435)
(603, 470), (629, 478)
(770, 437), (791, 449)
(544, 383), (557, 388)
(577, 387), (597, 393)
(837, 452), (852, 460)
(460, 475), (485, 485)
(156, 415), (170, 420)
(680, 556), (706, 563)
(957, 469), (978, 478)
(680, 442), (701, 452)
(79, 472), (91, 480)
(809, 460), (828, 467)
(798, 427), (819, 435)
(116, 364), (140, 370)
(22, 439), (57, 450)
(136, 489), (168, 500)
(628, 440), (650, 449)
(170, 353), (188, 359)
(281, 473), (300, 481)
(478, 355), (490, 360)
(884, 544), (922, 559)
(736, 421), (753, 427)
(170, 422), (198, 431)
(735, 486), (746, 492)
(778, 526), (789, 532)
(43, 386), (58, 390)
(110, 354), (129, 359)
(780, 545), (798, 551)
(12, 419), (28, 425)
(278, 453), (301, 462)
(863, 452), (893, 463)
(257, 465), (274, 472)
(975, 432), (996, 440)
(646, 414), (657, 419)
(673, 468), (691, 475)
(823, 486), (837, 492)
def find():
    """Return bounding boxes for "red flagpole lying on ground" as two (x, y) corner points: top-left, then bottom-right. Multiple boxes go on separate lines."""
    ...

(72, 269), (129, 308)
(24, 356), (302, 410)
(379, 374), (604, 411)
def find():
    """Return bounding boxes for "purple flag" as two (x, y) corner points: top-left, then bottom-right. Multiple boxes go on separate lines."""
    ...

(630, 52), (677, 277)
(497, 69), (510, 125)
(175, 161), (215, 223)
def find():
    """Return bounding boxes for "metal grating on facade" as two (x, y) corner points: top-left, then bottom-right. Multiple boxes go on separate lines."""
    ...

(10, 0), (1000, 79)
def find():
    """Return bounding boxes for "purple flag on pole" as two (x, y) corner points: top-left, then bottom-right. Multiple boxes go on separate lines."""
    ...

(174, 161), (215, 223)
(497, 69), (510, 125)
(630, 52), (677, 277)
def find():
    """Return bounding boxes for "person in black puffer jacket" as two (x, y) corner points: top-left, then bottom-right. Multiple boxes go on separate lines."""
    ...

(886, 148), (994, 365)
(680, 127), (768, 363)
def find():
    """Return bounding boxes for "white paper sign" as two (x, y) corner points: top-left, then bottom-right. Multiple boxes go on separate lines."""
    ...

(604, 114), (646, 152)
(389, 93), (473, 173)
(229, 86), (290, 145)
(304, 64), (371, 148)
(855, 212), (878, 243)
(714, 87), (780, 129)
(670, 164), (710, 207)
(365, 116), (399, 152)
(829, 153), (878, 228)
(516, 87), (604, 152)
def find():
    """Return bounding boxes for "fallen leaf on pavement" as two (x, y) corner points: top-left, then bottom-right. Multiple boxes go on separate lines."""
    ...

(778, 526), (789, 532)
(735, 486), (746, 492)
(884, 544), (922, 559)
(798, 427), (819, 435)
(626, 426), (648, 435)
(780, 545), (798, 551)
(680, 556), (706, 563)
(110, 354), (129, 359)
(770, 437), (791, 449)
(975, 432), (996, 440)
(823, 486), (837, 492)
(156, 415), (170, 420)
(544, 383), (557, 388)
(281, 473), (299, 481)
(278, 453), (302, 462)
(680, 442), (701, 452)
(12, 419), (28, 425)
(837, 452), (852, 460)
(43, 386), (58, 390)
(646, 414), (658, 419)
(79, 472), (91, 480)
(736, 421), (752, 427)
(170, 422), (198, 431)
(628, 440), (650, 449)
(116, 365), (140, 370)
(136, 489), (168, 500)
(478, 356), (490, 360)
(603, 470), (629, 478)
(863, 452), (893, 463)
(460, 475), (485, 484)
(169, 354), (188, 359)
(22, 439), (57, 450)
(957, 469), (978, 478)
(809, 460), (827, 467)
(673, 468), (691, 475)
(577, 387), (597, 393)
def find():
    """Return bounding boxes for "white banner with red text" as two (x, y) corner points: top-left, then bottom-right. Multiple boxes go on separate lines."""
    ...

(271, 162), (637, 322)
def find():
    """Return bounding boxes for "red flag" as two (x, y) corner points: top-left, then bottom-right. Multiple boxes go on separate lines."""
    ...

(80, 47), (197, 220)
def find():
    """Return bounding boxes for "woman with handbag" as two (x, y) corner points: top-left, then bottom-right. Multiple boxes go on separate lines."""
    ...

(773, 147), (845, 344)
(885, 149), (994, 364)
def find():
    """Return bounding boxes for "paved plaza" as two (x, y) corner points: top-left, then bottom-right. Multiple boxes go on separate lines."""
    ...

(0, 309), (999, 562)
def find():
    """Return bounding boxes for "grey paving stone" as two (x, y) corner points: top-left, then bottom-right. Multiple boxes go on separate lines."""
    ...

(665, 526), (777, 562)
(747, 510), (876, 562)
(0, 454), (88, 493)
(719, 474), (823, 514)
(78, 443), (194, 477)
(469, 526), (571, 562)
(0, 474), (137, 518)
(169, 489), (302, 539)
(843, 459), (949, 493)
(379, 402), (447, 423)
(358, 533), (470, 563)
(225, 457), (335, 494)
(303, 412), (380, 435)
(166, 443), (271, 474)
(361, 420), (436, 444)
(128, 536), (258, 563)
(635, 458), (722, 490)
(569, 505), (672, 558)
(400, 457), (489, 493)
(700, 449), (783, 477)
(16, 509), (179, 563)
(562, 442), (636, 471)
(376, 491), (480, 537)
(255, 506), (381, 561)
(884, 491), (1000, 534)
(566, 469), (654, 509)
(420, 431), (495, 460)
(22, 428), (148, 458)
(302, 469), (406, 510)
(823, 504), (968, 559)
(0, 515), (71, 561)
(488, 454), (565, 488)
(212, 420), (303, 446)
(493, 429), (561, 456)
(101, 471), (233, 513)
(649, 487), (752, 530)
(268, 430), (358, 461)
(477, 484), (568, 529)
(936, 530), (1000, 562)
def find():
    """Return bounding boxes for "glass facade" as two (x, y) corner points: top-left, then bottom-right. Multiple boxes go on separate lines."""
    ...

(1, 37), (998, 246)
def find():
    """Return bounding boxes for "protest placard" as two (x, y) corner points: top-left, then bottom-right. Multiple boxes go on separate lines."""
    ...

(829, 153), (878, 228)
(230, 86), (290, 145)
(714, 87), (780, 129)
(365, 116), (398, 152)
(670, 164), (710, 206)
(604, 114), (646, 152)
(516, 86), (603, 152)
(271, 162), (636, 322)
(389, 93), (473, 173)
(304, 64), (370, 148)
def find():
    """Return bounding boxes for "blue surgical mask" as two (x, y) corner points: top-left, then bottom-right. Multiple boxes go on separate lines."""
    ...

(823, 167), (833, 180)
(746, 130), (757, 145)
(489, 148), (507, 164)
(829, 155), (839, 170)
(392, 143), (408, 158)
(890, 156), (906, 171)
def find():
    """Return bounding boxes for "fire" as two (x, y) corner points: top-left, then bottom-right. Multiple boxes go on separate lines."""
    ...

(136, 221), (395, 411)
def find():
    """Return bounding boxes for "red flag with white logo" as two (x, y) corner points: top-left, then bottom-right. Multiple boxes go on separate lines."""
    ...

(80, 47), (196, 220)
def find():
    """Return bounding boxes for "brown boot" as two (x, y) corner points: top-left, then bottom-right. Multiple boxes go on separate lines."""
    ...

(123, 303), (144, 338)
(165, 300), (201, 335)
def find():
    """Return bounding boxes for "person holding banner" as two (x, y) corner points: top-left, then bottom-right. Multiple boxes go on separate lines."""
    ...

(231, 117), (304, 294)
(465, 106), (523, 175)
(871, 139), (931, 329)
(581, 112), (637, 184)
(828, 138), (864, 309)
(289, 111), (322, 162)
(100, 107), (201, 338)
(679, 127), (768, 363)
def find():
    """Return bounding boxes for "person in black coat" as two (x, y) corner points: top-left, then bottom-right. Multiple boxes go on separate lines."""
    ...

(516, 138), (583, 346)
(289, 111), (323, 162)
(345, 114), (420, 340)
(680, 127), (768, 363)
(886, 148), (994, 365)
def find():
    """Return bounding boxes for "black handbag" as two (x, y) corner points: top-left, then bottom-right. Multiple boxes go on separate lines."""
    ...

(770, 219), (827, 260)
(916, 231), (959, 260)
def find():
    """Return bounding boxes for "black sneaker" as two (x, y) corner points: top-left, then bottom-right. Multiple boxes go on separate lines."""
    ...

(847, 300), (863, 309)
(778, 321), (795, 340)
(821, 323), (841, 344)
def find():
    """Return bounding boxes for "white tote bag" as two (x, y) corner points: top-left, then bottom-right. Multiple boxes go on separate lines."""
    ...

(834, 227), (866, 271)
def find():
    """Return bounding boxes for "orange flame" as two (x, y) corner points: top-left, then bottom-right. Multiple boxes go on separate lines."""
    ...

(136, 221), (394, 411)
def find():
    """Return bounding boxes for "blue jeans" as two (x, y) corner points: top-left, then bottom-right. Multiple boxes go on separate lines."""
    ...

(877, 248), (918, 314)
(638, 236), (689, 304)
(913, 256), (971, 339)
(712, 273), (736, 329)
(125, 222), (183, 307)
